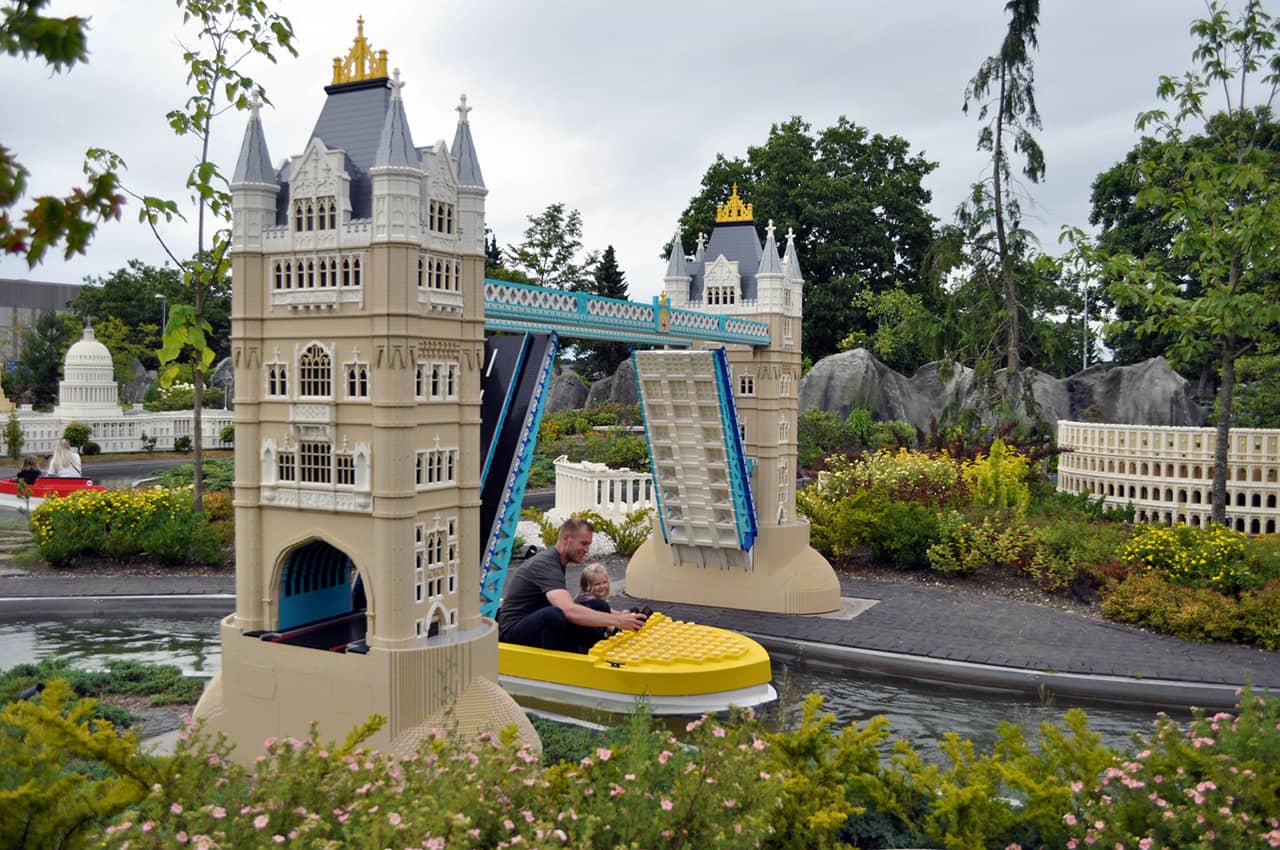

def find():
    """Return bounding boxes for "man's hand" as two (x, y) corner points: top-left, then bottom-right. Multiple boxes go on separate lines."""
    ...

(612, 610), (647, 632)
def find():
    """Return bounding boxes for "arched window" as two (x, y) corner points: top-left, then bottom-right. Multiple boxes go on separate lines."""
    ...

(305, 202), (315, 231)
(417, 256), (426, 288)
(327, 200), (337, 230)
(353, 257), (362, 287)
(346, 363), (369, 399)
(298, 344), (332, 398)
(294, 203), (303, 232)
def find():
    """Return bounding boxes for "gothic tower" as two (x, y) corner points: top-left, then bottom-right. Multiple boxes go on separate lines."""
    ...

(195, 20), (535, 759)
(627, 185), (839, 613)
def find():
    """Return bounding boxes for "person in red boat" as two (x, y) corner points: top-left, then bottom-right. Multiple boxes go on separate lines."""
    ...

(46, 439), (82, 478)
(16, 456), (40, 486)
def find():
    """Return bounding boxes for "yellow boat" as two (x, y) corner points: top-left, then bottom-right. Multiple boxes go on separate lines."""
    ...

(498, 611), (777, 715)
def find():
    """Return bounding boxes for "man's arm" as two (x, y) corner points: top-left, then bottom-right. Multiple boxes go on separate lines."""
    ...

(546, 588), (646, 632)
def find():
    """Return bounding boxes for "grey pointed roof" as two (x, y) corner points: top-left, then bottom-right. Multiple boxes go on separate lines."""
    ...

(451, 94), (485, 188)
(693, 233), (705, 265)
(757, 220), (782, 276)
(232, 101), (275, 185)
(374, 71), (418, 169)
(303, 77), (393, 219)
(688, 221), (762, 302)
(665, 230), (689, 278)
(783, 229), (804, 282)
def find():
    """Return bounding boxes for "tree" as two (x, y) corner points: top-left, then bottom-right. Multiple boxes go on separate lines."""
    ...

(578, 245), (633, 379)
(12, 310), (78, 408)
(961, 0), (1045, 403)
(99, 0), (295, 512)
(506, 202), (597, 289)
(1, 0), (124, 266)
(1066, 0), (1280, 525)
(484, 226), (531, 284)
(675, 117), (938, 362)
(4, 411), (23, 460)
(1087, 120), (1280, 397)
(91, 314), (158, 399)
(68, 260), (202, 370)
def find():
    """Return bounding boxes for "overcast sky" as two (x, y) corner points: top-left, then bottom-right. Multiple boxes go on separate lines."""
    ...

(2, 0), (1229, 303)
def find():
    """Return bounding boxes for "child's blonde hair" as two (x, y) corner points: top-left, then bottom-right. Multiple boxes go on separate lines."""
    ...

(579, 562), (608, 593)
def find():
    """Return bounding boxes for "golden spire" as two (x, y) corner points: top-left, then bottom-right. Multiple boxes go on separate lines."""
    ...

(331, 16), (389, 85)
(715, 183), (754, 223)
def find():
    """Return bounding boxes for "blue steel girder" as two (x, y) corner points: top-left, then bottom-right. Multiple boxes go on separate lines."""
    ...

(483, 279), (771, 347)
(478, 333), (560, 619)
(711, 348), (758, 550)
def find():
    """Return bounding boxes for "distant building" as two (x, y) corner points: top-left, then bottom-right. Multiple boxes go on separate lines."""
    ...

(10, 323), (231, 455)
(0, 277), (82, 364)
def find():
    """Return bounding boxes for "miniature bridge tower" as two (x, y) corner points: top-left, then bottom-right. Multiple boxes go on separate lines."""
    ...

(626, 186), (840, 614)
(194, 21), (535, 757)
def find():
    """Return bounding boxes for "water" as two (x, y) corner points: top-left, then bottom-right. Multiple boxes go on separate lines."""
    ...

(0, 613), (1172, 755)
(0, 615), (222, 675)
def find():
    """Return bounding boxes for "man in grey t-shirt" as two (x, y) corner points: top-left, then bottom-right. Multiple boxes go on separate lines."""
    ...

(497, 517), (647, 652)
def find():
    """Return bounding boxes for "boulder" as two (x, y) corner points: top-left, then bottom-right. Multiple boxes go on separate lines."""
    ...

(211, 357), (234, 406)
(585, 357), (638, 408)
(123, 358), (157, 405)
(798, 349), (1206, 432)
(544, 370), (589, 414)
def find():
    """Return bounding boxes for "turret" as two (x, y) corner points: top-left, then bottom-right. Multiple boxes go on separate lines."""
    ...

(451, 94), (487, 257)
(663, 228), (691, 308)
(755, 219), (785, 312)
(369, 68), (423, 243)
(230, 94), (280, 253)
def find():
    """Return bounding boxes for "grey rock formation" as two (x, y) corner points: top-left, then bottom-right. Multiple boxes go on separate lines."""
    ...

(584, 357), (638, 408)
(211, 357), (234, 407)
(798, 349), (1205, 432)
(545, 370), (589, 414)
(123, 358), (157, 405)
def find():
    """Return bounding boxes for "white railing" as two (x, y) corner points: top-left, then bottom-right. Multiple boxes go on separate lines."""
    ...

(1056, 421), (1280, 534)
(553, 455), (655, 521)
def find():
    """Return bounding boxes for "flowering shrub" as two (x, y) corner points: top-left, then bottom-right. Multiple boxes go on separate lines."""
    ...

(144, 381), (224, 411)
(1064, 685), (1280, 849)
(815, 448), (965, 507)
(86, 710), (778, 850)
(1102, 571), (1280, 649)
(1120, 524), (1270, 596)
(30, 487), (229, 567)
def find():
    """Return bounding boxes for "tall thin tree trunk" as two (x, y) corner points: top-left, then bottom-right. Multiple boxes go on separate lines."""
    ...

(992, 67), (1022, 405)
(1211, 348), (1234, 526)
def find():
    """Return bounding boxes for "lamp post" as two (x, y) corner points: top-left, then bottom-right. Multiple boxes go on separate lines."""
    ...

(156, 293), (167, 339)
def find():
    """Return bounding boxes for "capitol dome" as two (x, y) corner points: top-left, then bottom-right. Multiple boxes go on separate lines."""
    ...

(54, 322), (121, 417)
(65, 324), (113, 367)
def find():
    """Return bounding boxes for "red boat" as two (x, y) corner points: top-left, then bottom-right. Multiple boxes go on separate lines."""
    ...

(0, 477), (107, 498)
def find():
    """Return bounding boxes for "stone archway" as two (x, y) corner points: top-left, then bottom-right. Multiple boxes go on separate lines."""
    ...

(277, 538), (358, 630)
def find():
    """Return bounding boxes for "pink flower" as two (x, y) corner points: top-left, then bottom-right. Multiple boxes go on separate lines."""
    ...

(658, 750), (672, 764)
(253, 815), (269, 829)
(1064, 813), (1078, 826)
(713, 726), (726, 738)
(426, 838), (445, 850)
(661, 799), (673, 811)
(596, 747), (612, 761)
(175, 833), (188, 845)
(170, 803), (184, 815)
(210, 806), (226, 820)
(389, 813), (402, 826)
(272, 836), (284, 845)
(207, 753), (221, 766)
(1139, 839), (1154, 850)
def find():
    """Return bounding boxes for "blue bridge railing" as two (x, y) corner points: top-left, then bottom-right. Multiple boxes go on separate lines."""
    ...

(483, 279), (771, 347)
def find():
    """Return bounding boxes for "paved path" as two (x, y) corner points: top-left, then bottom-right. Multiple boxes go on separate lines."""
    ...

(3, 567), (1277, 710)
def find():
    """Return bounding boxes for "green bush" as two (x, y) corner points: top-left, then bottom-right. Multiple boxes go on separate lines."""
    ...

(963, 437), (1030, 516)
(144, 383), (225, 411)
(867, 501), (941, 569)
(1101, 571), (1238, 643)
(1237, 580), (1280, 650)
(219, 422), (234, 444)
(157, 456), (235, 491)
(1028, 518), (1131, 592)
(30, 487), (230, 567)
(796, 487), (878, 563)
(81, 440), (101, 455)
(173, 435), (192, 453)
(927, 514), (1037, 576)
(62, 421), (92, 449)
(578, 507), (653, 557)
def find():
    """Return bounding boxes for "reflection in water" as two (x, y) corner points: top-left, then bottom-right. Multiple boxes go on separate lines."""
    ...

(0, 616), (221, 675)
(0, 616), (1178, 756)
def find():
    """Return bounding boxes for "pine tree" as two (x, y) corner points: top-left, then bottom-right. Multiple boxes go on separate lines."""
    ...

(580, 246), (633, 379)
